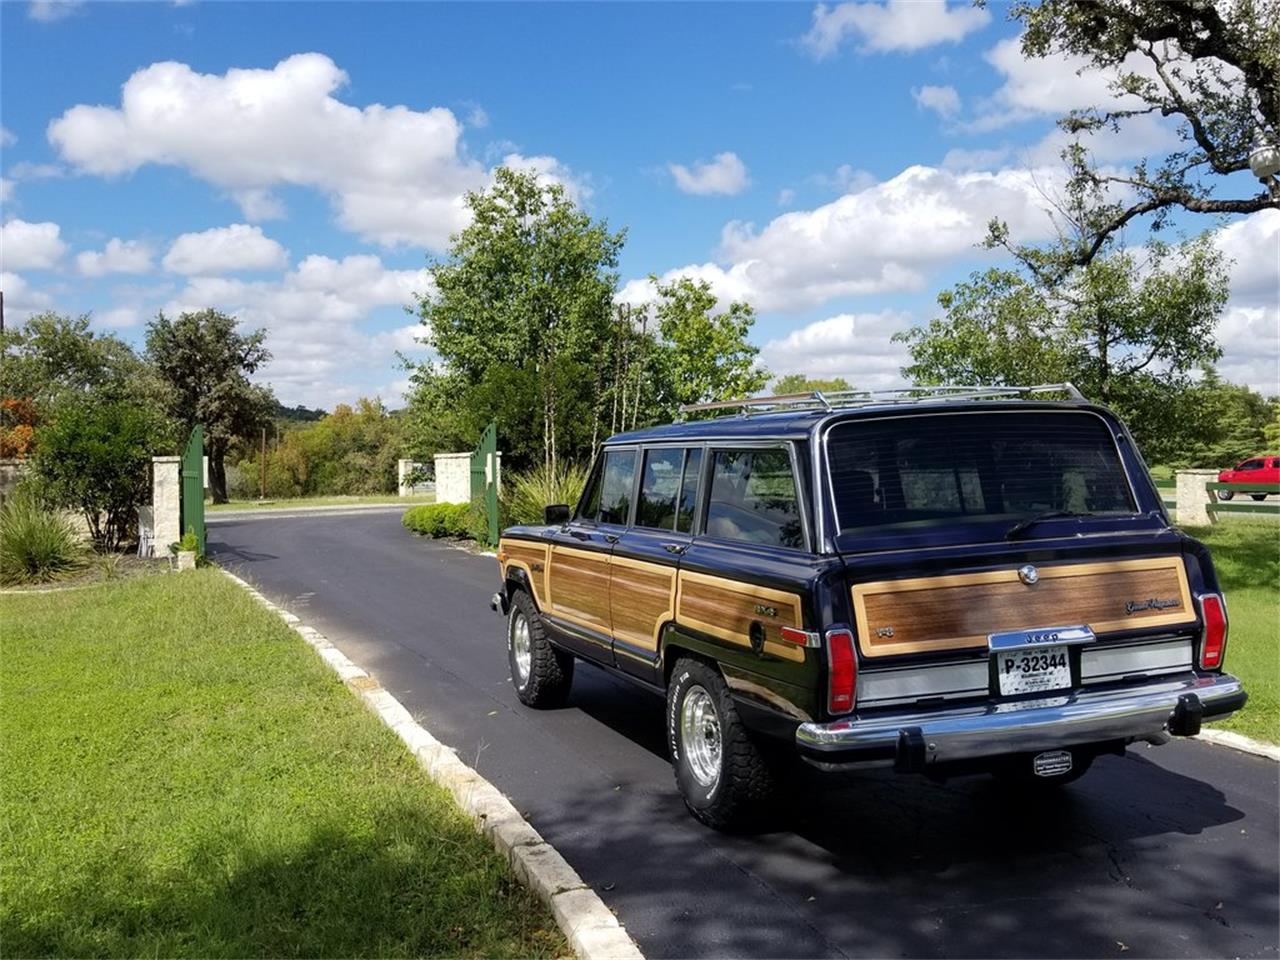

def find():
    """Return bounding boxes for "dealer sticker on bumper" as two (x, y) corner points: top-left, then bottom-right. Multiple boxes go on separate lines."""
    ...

(988, 625), (1095, 697)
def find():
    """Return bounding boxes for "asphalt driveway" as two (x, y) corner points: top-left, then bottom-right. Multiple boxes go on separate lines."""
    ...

(209, 510), (1280, 959)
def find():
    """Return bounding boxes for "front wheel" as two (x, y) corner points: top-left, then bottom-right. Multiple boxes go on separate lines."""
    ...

(507, 590), (574, 708)
(666, 658), (776, 830)
(1218, 489), (1235, 501)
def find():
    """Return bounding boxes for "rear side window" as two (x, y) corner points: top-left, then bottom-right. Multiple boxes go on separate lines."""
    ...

(827, 412), (1135, 534)
(637, 449), (683, 529)
(705, 448), (804, 550)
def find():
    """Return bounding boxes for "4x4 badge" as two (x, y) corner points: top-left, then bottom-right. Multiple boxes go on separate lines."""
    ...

(1018, 564), (1039, 585)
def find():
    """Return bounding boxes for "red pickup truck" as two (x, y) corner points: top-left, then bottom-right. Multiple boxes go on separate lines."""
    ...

(1217, 455), (1280, 500)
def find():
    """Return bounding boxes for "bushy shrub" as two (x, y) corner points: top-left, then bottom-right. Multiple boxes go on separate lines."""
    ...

(0, 489), (82, 585)
(402, 502), (471, 538)
(31, 397), (172, 550)
(500, 462), (590, 526)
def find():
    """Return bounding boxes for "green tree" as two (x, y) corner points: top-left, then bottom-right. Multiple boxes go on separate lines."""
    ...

(416, 167), (625, 474)
(32, 397), (173, 550)
(1168, 371), (1277, 467)
(0, 311), (161, 413)
(1006, 0), (1279, 269)
(145, 309), (274, 503)
(650, 276), (769, 414)
(772, 374), (852, 395)
(896, 234), (1230, 459)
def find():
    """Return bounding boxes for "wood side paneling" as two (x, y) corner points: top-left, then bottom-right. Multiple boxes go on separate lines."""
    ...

(499, 538), (549, 608)
(609, 556), (676, 653)
(677, 571), (806, 663)
(547, 545), (612, 633)
(853, 557), (1195, 658)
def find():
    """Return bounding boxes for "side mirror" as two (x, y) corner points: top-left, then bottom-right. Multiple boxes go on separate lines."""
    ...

(544, 504), (571, 525)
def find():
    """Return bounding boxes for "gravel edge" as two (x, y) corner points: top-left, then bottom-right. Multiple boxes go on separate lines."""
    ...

(219, 567), (645, 960)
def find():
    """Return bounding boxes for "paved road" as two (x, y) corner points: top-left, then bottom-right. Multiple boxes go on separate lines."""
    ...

(209, 512), (1279, 960)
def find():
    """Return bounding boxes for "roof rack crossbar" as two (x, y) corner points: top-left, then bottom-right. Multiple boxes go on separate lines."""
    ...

(678, 382), (1084, 417)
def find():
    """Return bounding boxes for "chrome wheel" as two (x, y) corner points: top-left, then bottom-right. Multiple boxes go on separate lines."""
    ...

(681, 685), (722, 788)
(510, 611), (531, 686)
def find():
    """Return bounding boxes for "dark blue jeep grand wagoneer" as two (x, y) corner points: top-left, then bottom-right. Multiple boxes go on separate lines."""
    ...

(490, 385), (1247, 829)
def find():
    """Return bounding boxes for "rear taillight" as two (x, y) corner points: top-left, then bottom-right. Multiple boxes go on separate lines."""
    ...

(826, 627), (856, 715)
(1198, 593), (1228, 669)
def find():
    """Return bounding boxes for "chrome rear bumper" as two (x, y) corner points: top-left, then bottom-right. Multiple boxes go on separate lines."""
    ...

(795, 673), (1246, 770)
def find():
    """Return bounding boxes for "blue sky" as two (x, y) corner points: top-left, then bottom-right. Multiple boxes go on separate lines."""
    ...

(2, 1), (1276, 408)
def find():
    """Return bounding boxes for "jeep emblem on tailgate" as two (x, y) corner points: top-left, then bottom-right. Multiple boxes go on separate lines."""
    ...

(1018, 564), (1039, 585)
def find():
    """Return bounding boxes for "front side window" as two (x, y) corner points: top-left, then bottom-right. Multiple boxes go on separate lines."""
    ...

(705, 448), (804, 550)
(637, 448), (683, 529)
(597, 450), (636, 525)
(827, 412), (1135, 537)
(1239, 459), (1263, 471)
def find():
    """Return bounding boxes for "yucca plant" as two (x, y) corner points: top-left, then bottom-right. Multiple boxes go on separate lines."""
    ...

(0, 489), (83, 585)
(501, 462), (591, 526)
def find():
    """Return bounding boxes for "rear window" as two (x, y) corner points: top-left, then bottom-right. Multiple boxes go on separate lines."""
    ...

(827, 412), (1135, 534)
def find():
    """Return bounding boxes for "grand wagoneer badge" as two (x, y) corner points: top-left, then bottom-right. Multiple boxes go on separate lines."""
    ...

(1125, 597), (1180, 614)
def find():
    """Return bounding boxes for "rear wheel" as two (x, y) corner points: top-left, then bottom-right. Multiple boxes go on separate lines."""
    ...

(1218, 489), (1235, 501)
(507, 589), (574, 708)
(1251, 493), (1267, 501)
(666, 658), (776, 830)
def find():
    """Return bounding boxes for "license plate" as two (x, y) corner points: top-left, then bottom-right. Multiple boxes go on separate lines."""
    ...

(995, 644), (1070, 695)
(989, 624), (1093, 697)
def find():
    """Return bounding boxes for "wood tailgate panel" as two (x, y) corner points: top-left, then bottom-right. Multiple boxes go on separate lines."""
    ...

(853, 557), (1195, 658)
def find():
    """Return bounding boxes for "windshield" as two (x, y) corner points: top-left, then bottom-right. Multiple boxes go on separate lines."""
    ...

(827, 411), (1136, 536)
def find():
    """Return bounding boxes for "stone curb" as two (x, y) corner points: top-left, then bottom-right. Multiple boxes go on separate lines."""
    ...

(218, 567), (644, 960)
(1198, 727), (1280, 762)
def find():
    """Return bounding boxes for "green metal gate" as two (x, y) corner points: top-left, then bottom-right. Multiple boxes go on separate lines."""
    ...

(470, 421), (499, 546)
(180, 425), (206, 556)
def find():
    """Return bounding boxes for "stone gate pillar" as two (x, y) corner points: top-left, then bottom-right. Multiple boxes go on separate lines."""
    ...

(152, 456), (182, 549)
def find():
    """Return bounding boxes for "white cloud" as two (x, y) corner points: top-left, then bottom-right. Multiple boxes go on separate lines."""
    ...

(802, 0), (989, 58)
(973, 36), (1158, 131)
(76, 237), (154, 277)
(625, 164), (1060, 313)
(467, 105), (490, 129)
(762, 311), (914, 390)
(232, 188), (286, 221)
(0, 272), (54, 323)
(28, 0), (82, 22)
(811, 163), (876, 195)
(162, 224), (288, 275)
(669, 152), (750, 196)
(912, 84), (961, 119)
(498, 152), (592, 204)
(0, 219), (67, 271)
(97, 307), (142, 328)
(777, 188), (797, 207)
(159, 254), (435, 407)
(0, 127), (15, 147)
(47, 53), (504, 249)
(1214, 209), (1280, 306)
(0, 179), (13, 204)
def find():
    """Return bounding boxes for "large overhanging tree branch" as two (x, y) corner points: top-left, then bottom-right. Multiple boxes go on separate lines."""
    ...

(999, 0), (1280, 271)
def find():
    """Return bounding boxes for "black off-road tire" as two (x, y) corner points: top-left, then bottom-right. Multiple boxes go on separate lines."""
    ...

(507, 589), (574, 708)
(666, 657), (777, 831)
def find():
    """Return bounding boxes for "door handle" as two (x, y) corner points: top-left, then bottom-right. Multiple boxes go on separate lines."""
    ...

(603, 533), (620, 544)
(662, 543), (687, 555)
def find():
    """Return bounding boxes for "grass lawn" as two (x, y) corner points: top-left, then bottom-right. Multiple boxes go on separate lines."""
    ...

(0, 571), (565, 958)
(1185, 520), (1280, 744)
(207, 493), (436, 512)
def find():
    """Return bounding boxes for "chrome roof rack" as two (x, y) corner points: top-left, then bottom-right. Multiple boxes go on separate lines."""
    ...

(678, 383), (1085, 417)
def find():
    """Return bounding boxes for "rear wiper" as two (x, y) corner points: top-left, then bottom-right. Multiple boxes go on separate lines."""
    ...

(1004, 510), (1091, 540)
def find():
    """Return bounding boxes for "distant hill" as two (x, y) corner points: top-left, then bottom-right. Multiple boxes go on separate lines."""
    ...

(271, 401), (328, 424)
